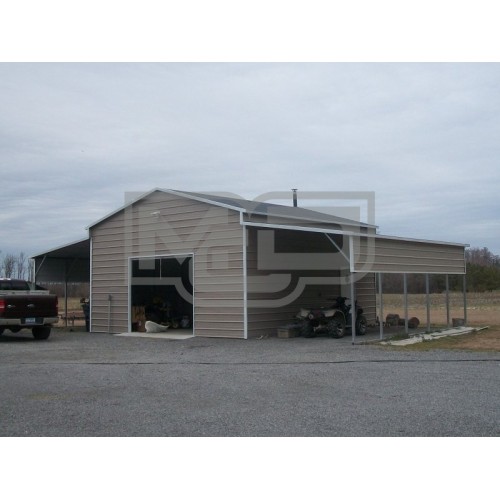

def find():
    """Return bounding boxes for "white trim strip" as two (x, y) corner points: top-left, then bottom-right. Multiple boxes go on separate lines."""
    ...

(241, 213), (248, 339)
(242, 220), (356, 236)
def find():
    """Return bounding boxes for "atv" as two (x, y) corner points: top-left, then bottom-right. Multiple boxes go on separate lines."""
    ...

(332, 296), (368, 336)
(296, 296), (367, 339)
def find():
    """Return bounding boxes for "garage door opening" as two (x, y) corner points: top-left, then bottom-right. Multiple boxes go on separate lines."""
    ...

(129, 255), (194, 334)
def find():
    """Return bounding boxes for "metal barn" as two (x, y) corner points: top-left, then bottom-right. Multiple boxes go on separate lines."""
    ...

(33, 189), (468, 340)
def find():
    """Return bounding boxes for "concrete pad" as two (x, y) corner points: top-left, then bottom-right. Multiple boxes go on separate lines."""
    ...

(114, 331), (193, 340)
(381, 326), (479, 346)
(429, 327), (476, 338)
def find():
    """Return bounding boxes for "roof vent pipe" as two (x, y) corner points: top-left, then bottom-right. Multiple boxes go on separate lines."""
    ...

(292, 188), (298, 207)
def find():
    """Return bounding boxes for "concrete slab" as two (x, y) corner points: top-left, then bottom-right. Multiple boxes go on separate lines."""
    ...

(381, 326), (480, 346)
(115, 331), (194, 340)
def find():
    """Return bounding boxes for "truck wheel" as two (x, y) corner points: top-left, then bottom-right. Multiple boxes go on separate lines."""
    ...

(32, 326), (51, 340)
(328, 315), (346, 338)
(356, 315), (368, 335)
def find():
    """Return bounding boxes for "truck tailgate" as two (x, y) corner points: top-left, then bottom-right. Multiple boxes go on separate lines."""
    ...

(0, 294), (58, 319)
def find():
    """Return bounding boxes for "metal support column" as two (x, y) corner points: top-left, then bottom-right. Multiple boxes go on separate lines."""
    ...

(349, 235), (356, 344)
(64, 260), (69, 328)
(426, 274), (431, 333)
(34, 255), (47, 283)
(463, 274), (468, 326)
(403, 273), (408, 334)
(350, 275), (356, 344)
(445, 274), (450, 328)
(378, 273), (384, 340)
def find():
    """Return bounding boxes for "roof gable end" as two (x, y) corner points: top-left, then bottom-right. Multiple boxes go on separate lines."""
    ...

(86, 188), (245, 230)
(87, 188), (376, 231)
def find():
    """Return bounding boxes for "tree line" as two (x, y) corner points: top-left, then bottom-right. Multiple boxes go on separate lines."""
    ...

(0, 251), (32, 280)
(464, 247), (500, 292)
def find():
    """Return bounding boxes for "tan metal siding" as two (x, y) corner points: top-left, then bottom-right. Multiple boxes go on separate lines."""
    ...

(91, 191), (244, 337)
(91, 213), (129, 332)
(355, 273), (377, 325)
(354, 236), (466, 274)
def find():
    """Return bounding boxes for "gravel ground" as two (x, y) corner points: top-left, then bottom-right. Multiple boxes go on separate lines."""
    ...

(0, 329), (499, 436)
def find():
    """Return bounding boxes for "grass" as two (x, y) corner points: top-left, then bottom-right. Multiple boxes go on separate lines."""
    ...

(390, 326), (500, 352)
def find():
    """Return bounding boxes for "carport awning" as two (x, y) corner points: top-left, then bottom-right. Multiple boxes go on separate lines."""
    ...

(352, 234), (467, 275)
(31, 238), (90, 282)
(241, 221), (467, 275)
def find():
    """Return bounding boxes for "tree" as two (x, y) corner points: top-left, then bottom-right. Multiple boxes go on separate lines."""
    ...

(464, 247), (500, 292)
(466, 247), (500, 267)
(1, 253), (16, 278)
(0, 251), (31, 280)
(16, 252), (28, 279)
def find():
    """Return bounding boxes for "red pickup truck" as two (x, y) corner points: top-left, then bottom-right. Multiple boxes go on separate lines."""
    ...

(0, 279), (58, 340)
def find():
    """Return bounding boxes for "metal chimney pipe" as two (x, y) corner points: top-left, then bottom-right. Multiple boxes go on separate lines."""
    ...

(292, 188), (298, 207)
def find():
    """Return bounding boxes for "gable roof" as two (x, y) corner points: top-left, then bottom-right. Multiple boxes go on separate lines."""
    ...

(87, 188), (376, 230)
(171, 190), (376, 229)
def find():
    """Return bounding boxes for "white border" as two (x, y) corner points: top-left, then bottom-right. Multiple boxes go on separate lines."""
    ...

(4, 1), (499, 62)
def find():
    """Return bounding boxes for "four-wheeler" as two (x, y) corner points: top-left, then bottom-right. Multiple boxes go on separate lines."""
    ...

(296, 296), (367, 339)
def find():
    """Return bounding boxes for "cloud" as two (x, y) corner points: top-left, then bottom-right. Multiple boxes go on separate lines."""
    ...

(1, 63), (499, 257)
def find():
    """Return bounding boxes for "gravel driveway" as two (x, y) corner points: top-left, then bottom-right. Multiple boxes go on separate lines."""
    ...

(1, 329), (498, 436)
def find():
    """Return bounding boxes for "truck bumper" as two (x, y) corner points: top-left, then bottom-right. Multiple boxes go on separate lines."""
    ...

(0, 317), (59, 327)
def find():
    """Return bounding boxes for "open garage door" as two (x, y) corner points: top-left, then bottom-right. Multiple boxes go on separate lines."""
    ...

(129, 254), (193, 334)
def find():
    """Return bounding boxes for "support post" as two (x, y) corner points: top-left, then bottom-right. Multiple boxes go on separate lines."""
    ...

(463, 274), (468, 326)
(64, 260), (69, 328)
(64, 280), (68, 328)
(34, 255), (47, 282)
(426, 274), (431, 333)
(350, 275), (356, 344)
(403, 273), (408, 334)
(378, 273), (384, 340)
(445, 274), (450, 328)
(348, 235), (356, 344)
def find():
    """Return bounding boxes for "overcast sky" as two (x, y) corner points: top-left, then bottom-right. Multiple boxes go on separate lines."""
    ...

(1, 62), (499, 257)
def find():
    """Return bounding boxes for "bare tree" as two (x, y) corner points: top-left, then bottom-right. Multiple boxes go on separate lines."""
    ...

(15, 252), (28, 279)
(27, 258), (34, 282)
(466, 247), (500, 267)
(2, 253), (16, 278)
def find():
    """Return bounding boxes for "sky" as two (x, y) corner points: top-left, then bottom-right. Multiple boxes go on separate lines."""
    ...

(1, 62), (499, 258)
